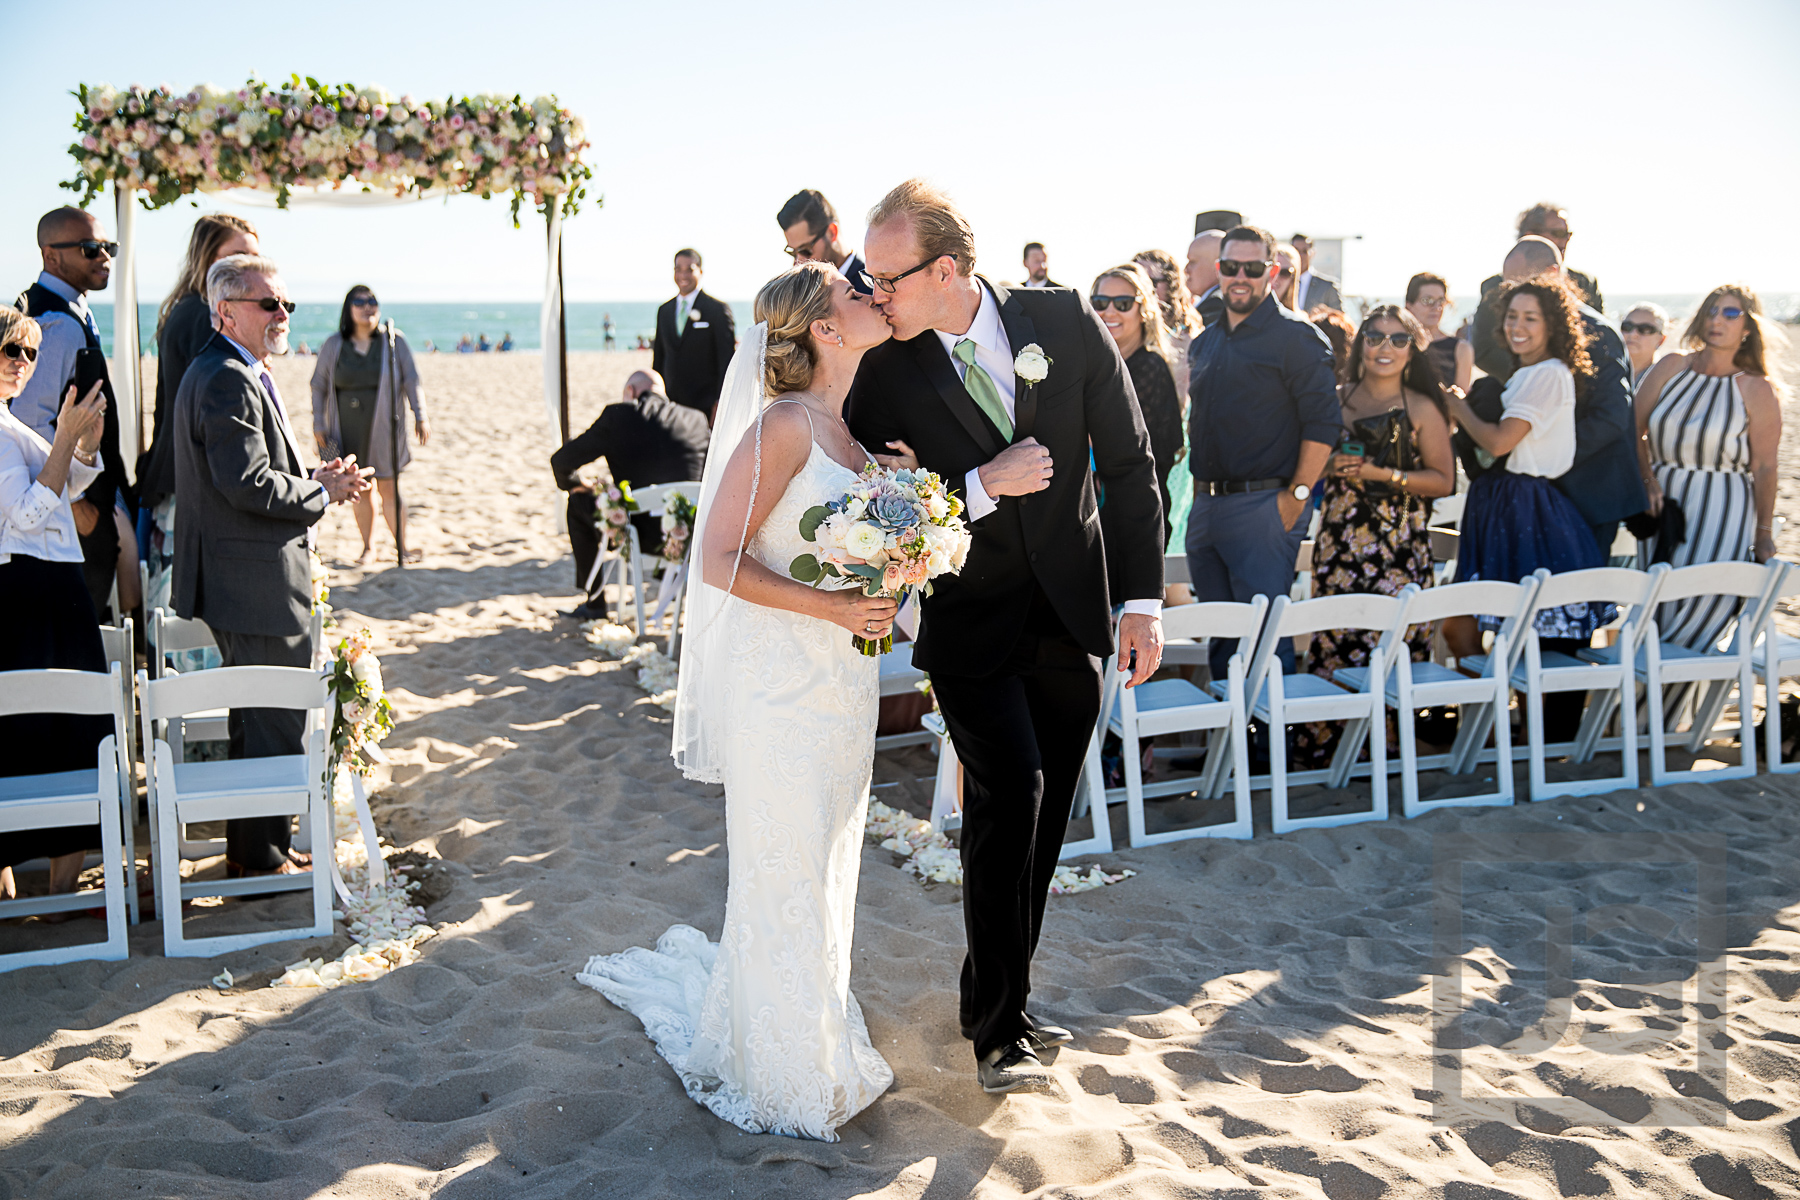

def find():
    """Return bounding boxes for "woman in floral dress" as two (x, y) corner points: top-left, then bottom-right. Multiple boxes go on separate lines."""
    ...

(1295, 305), (1456, 769)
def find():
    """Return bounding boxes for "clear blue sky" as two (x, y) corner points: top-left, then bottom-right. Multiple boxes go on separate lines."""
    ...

(7, 0), (1797, 307)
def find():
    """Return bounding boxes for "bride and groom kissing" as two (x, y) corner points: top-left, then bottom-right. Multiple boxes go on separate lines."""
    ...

(579, 179), (1166, 1140)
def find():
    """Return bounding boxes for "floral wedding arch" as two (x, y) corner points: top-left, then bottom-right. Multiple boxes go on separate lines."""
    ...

(64, 76), (596, 461)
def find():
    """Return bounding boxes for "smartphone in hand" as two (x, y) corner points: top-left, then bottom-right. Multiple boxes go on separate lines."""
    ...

(72, 346), (109, 404)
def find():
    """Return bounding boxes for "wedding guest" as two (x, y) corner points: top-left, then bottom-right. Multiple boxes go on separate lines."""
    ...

(1273, 243), (1302, 310)
(603, 313), (617, 349)
(173, 255), (371, 881)
(1185, 230), (1226, 326)
(140, 213), (260, 614)
(550, 368), (710, 619)
(1633, 285), (1782, 649)
(653, 249), (737, 421)
(1092, 264), (1182, 548)
(1295, 305), (1454, 767)
(1020, 242), (1057, 287)
(1308, 307), (1356, 382)
(310, 286), (428, 565)
(1290, 234), (1343, 312)
(15, 206), (133, 621)
(777, 189), (870, 295)
(1405, 271), (1473, 393)
(1621, 302), (1670, 385)
(1445, 276), (1612, 660)
(1133, 247), (1204, 385)
(1186, 225), (1340, 676)
(0, 308), (111, 909)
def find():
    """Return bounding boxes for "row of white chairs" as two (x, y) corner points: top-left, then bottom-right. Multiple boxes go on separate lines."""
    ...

(1054, 557), (1795, 855)
(585, 480), (703, 658)
(2, 607), (337, 973)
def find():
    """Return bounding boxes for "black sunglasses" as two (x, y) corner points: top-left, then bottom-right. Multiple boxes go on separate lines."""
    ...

(1090, 295), (1138, 312)
(1216, 259), (1270, 278)
(2, 342), (38, 363)
(862, 254), (946, 294)
(226, 297), (297, 314)
(1708, 305), (1746, 320)
(1620, 320), (1662, 336)
(350, 295), (379, 308)
(784, 231), (826, 260)
(1361, 330), (1413, 349)
(47, 239), (119, 260)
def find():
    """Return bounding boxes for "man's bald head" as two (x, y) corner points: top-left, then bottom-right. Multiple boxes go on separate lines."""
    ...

(1502, 235), (1563, 283)
(36, 206), (96, 247)
(625, 369), (667, 399)
(1185, 229), (1225, 297)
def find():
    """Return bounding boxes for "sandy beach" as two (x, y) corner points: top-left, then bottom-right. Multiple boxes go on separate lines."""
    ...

(3, 345), (1800, 1199)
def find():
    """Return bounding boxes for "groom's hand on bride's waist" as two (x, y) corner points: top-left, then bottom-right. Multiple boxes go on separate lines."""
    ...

(976, 438), (1054, 498)
(1117, 613), (1164, 687)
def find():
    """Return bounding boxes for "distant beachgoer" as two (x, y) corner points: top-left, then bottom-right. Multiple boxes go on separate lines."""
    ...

(422, 339), (437, 353)
(1405, 272), (1473, 394)
(1621, 302), (1670, 386)
(477, 333), (492, 352)
(310, 286), (429, 564)
(456, 334), (474, 353)
(498, 332), (515, 352)
(603, 313), (616, 349)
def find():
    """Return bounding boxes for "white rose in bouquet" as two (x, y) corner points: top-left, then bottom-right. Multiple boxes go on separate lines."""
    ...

(350, 653), (384, 699)
(926, 492), (950, 520)
(844, 522), (887, 560)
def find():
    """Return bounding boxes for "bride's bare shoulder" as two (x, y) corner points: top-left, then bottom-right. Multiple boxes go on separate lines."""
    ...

(729, 397), (815, 463)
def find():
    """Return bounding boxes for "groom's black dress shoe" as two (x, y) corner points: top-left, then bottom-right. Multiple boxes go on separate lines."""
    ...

(978, 1039), (1050, 1094)
(562, 602), (606, 620)
(962, 1016), (1073, 1052)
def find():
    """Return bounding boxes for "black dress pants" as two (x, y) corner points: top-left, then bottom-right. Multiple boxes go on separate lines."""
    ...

(211, 627), (312, 871)
(929, 587), (1103, 1061)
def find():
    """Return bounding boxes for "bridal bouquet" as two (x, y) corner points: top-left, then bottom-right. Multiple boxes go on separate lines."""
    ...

(326, 629), (397, 780)
(660, 490), (696, 565)
(593, 479), (638, 554)
(789, 465), (971, 655)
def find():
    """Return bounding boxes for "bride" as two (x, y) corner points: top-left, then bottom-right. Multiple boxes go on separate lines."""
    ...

(578, 263), (899, 1140)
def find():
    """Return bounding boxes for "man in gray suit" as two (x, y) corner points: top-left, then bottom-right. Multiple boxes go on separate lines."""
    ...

(172, 254), (369, 877)
(1290, 234), (1343, 313)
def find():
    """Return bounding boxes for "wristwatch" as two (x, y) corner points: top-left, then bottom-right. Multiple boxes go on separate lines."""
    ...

(1290, 483), (1310, 502)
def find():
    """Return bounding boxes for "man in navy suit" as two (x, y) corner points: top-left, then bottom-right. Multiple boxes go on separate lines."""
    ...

(776, 189), (870, 295)
(651, 249), (736, 421)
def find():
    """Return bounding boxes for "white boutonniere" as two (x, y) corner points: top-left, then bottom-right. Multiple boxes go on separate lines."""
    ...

(1013, 343), (1051, 385)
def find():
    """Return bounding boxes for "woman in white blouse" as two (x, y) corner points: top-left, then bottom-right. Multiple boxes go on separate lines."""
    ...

(0, 307), (112, 909)
(1442, 276), (1615, 658)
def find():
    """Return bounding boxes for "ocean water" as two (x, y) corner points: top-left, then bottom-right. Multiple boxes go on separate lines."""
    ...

(88, 293), (1798, 358)
(87, 300), (754, 357)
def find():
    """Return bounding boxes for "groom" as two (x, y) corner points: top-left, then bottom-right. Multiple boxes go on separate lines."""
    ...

(848, 180), (1165, 1094)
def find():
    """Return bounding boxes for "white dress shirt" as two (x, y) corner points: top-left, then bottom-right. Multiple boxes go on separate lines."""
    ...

(1022, 277), (1050, 288)
(0, 403), (101, 564)
(1296, 270), (1315, 307)
(937, 283), (1160, 616)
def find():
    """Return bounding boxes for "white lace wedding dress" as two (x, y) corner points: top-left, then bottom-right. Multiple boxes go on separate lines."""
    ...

(577, 421), (893, 1141)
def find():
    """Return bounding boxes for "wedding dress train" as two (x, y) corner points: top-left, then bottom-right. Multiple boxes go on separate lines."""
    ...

(578, 427), (893, 1140)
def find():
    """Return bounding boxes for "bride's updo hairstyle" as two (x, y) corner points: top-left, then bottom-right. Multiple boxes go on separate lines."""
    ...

(754, 261), (837, 395)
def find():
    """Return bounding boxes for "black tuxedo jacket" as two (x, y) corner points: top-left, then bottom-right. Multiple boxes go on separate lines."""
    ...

(652, 290), (736, 417)
(171, 335), (328, 637)
(848, 280), (1163, 675)
(843, 251), (872, 296)
(550, 390), (710, 492)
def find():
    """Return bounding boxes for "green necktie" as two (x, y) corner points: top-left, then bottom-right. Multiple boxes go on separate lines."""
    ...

(677, 297), (690, 333)
(953, 338), (1013, 441)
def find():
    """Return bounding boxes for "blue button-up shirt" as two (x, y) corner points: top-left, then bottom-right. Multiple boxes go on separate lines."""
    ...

(1186, 293), (1341, 483)
(14, 272), (97, 442)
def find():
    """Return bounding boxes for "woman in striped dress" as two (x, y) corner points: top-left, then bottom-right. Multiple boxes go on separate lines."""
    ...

(1634, 284), (1782, 648)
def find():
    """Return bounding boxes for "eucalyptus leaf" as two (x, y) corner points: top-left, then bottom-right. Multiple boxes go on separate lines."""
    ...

(790, 554), (822, 583)
(798, 505), (832, 542)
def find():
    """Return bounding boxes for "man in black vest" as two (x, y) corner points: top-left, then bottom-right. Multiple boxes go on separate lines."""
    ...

(16, 206), (132, 620)
(651, 249), (736, 421)
(550, 369), (710, 618)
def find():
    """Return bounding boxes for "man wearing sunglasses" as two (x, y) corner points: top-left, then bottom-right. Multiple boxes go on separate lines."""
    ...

(776, 189), (871, 296)
(1184, 225), (1340, 679)
(171, 254), (372, 882)
(15, 206), (133, 621)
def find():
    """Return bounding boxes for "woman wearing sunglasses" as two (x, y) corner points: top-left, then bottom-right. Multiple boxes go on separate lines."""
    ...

(1293, 305), (1454, 768)
(310, 286), (429, 564)
(1091, 265), (1184, 551)
(1631, 286), (1782, 649)
(1619, 302), (1669, 386)
(0, 308), (113, 912)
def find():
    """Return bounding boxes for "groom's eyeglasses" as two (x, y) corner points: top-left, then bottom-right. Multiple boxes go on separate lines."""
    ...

(1216, 259), (1271, 278)
(1089, 295), (1138, 312)
(862, 254), (947, 295)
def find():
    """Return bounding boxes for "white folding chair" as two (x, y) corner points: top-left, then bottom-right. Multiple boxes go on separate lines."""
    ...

(1107, 598), (1263, 845)
(1580, 560), (1784, 786)
(875, 642), (934, 752)
(1160, 553), (1211, 668)
(616, 481), (704, 644)
(95, 620), (142, 923)
(1503, 566), (1666, 801)
(139, 666), (334, 958)
(149, 607), (229, 760)
(1336, 581), (1534, 817)
(1220, 592), (1405, 833)
(0, 666), (132, 971)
